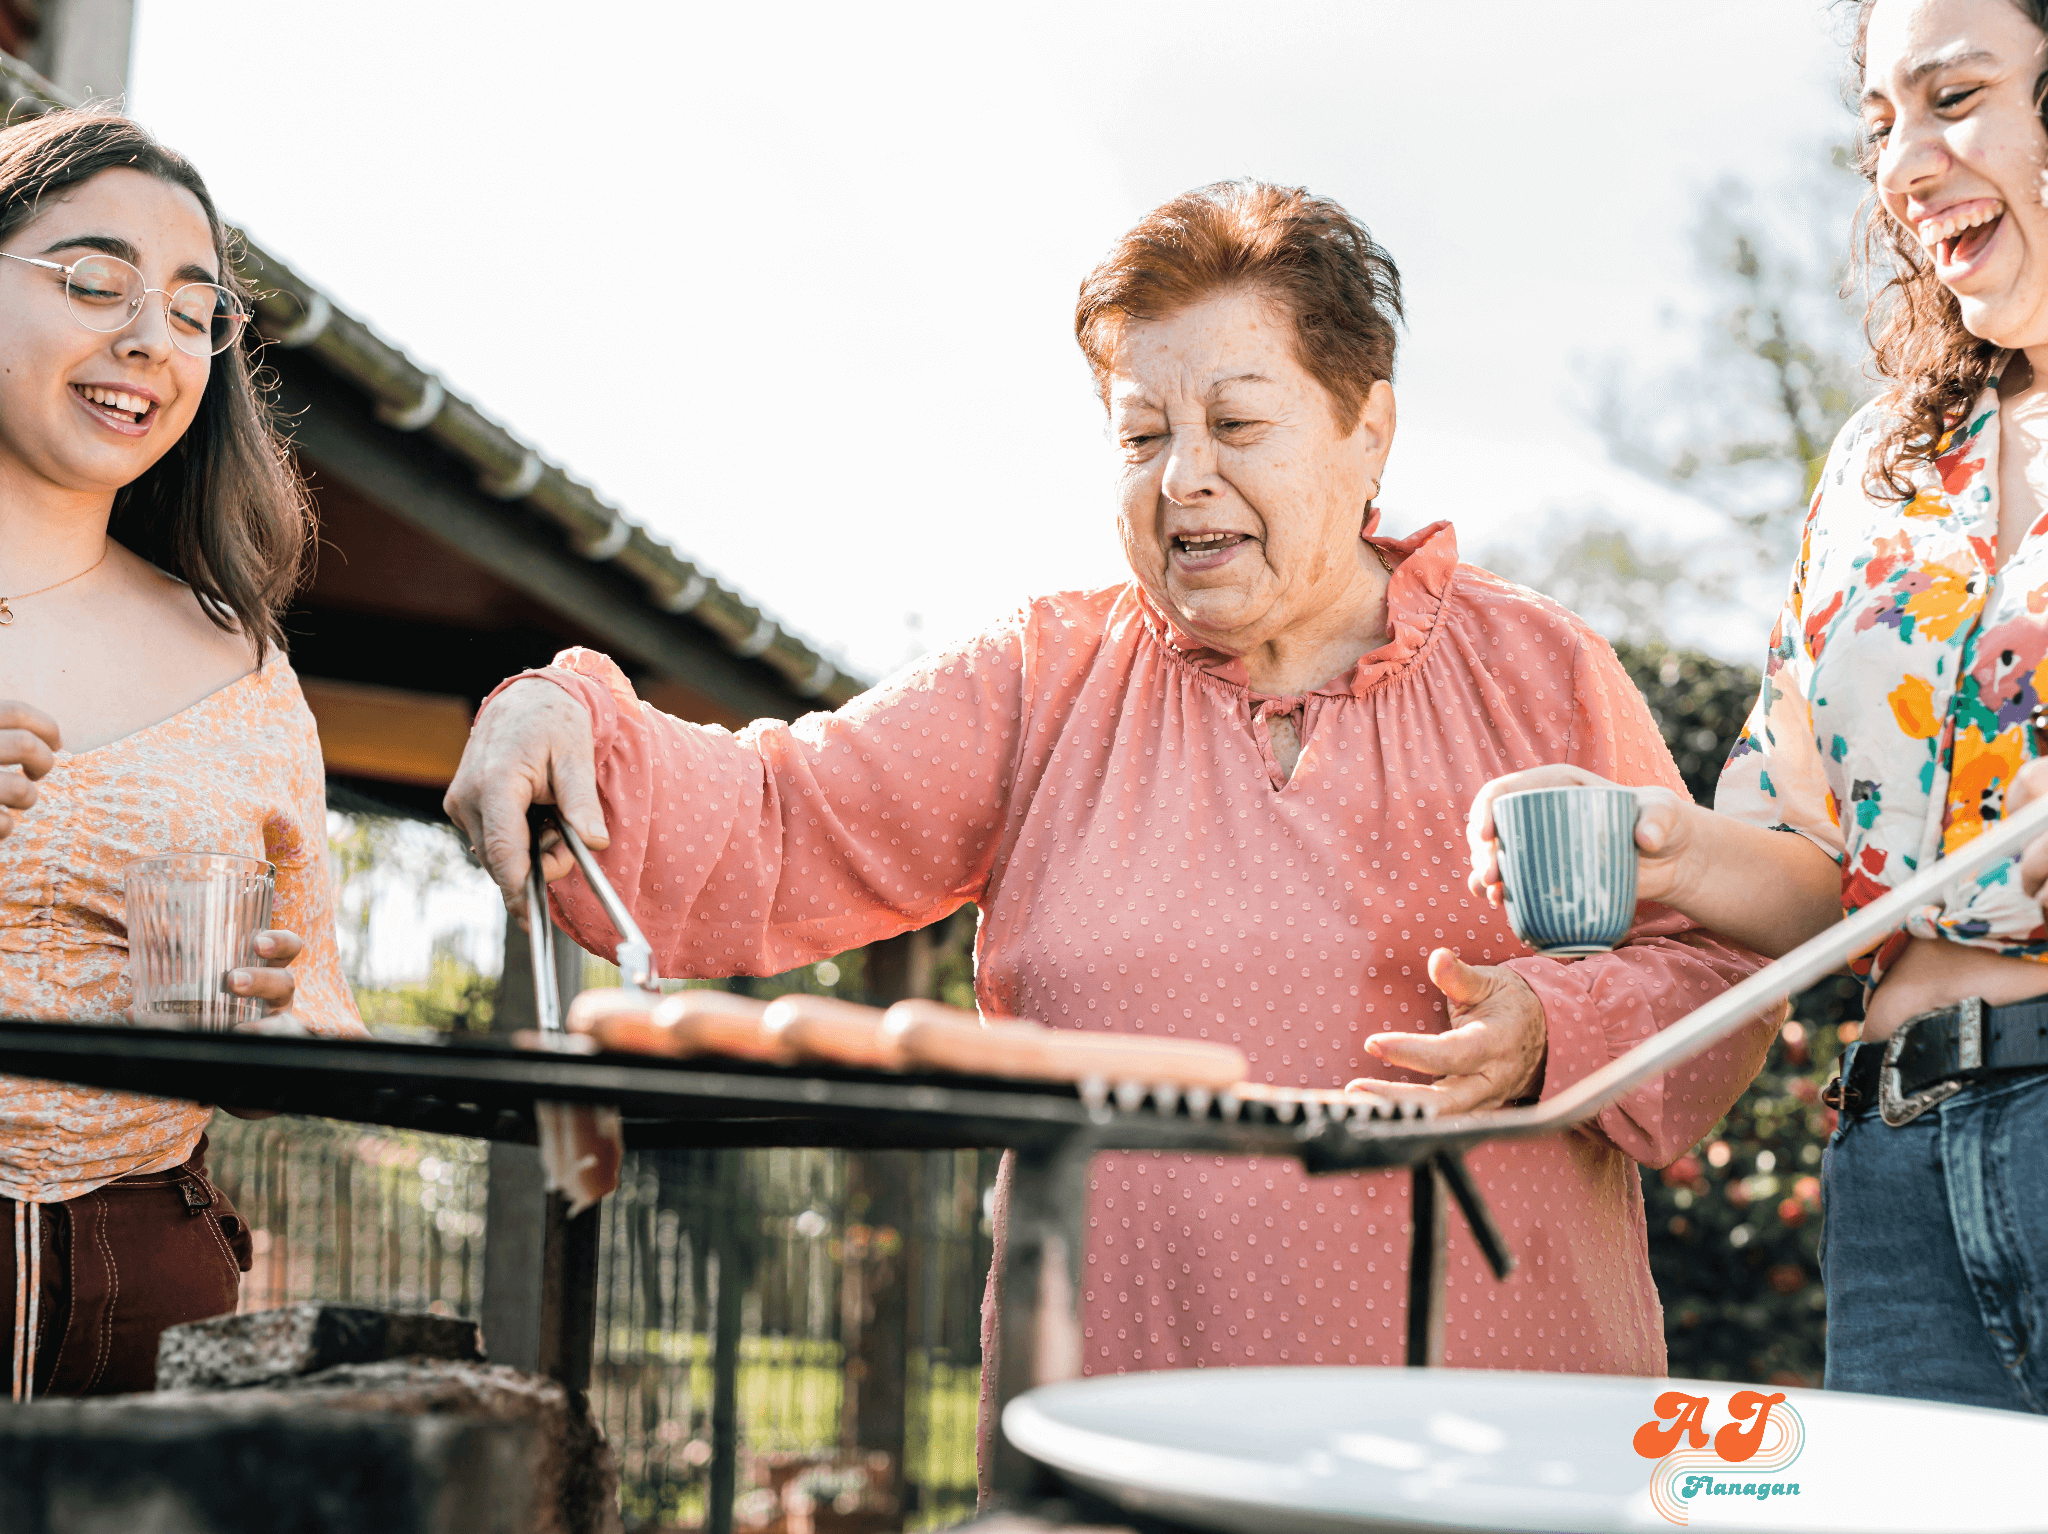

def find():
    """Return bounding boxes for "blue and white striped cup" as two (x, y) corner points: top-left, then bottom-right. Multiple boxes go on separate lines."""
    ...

(1493, 785), (1641, 955)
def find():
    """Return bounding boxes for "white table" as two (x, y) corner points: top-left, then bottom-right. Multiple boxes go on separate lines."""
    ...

(1002, 1367), (2048, 1533)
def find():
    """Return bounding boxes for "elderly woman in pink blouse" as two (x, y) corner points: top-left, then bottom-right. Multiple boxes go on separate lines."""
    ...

(449, 179), (1778, 1380)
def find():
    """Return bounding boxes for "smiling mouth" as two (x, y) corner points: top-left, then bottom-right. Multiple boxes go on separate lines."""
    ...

(1919, 200), (2005, 270)
(72, 383), (158, 427)
(1174, 532), (1250, 559)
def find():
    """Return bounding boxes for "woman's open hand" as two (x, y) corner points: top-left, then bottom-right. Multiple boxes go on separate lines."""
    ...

(1347, 949), (1545, 1114)
(1466, 764), (1698, 911)
(0, 701), (61, 842)
(444, 678), (609, 923)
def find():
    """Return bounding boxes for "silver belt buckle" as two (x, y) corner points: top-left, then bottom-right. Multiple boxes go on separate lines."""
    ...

(1879, 997), (1983, 1127)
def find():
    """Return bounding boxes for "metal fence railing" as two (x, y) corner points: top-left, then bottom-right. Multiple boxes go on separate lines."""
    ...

(206, 1116), (998, 1533)
(208, 1114), (490, 1319)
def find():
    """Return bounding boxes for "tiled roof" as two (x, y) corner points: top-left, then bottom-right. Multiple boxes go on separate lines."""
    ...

(0, 52), (866, 708)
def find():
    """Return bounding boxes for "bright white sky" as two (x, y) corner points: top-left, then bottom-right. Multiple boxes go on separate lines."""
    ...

(128, 0), (1860, 685)
(126, 1), (1859, 980)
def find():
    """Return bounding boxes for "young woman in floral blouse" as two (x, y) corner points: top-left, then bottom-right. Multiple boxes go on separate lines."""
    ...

(1471, 0), (2048, 1413)
(0, 110), (359, 1398)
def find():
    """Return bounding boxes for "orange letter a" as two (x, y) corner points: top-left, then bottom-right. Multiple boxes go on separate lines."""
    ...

(1632, 1392), (1711, 1459)
(1714, 1390), (1786, 1463)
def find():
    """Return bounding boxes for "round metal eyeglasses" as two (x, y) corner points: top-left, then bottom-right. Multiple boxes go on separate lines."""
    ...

(0, 249), (250, 357)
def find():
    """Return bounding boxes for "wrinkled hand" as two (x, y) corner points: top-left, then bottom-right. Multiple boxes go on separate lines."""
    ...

(2010, 759), (2048, 898)
(1466, 763), (1696, 911)
(1345, 949), (1545, 1114)
(0, 701), (61, 842)
(443, 677), (610, 923)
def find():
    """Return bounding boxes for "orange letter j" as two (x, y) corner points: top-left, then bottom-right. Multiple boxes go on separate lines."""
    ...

(1714, 1390), (1787, 1464)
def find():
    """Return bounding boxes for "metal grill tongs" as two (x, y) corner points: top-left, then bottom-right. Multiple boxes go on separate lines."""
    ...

(524, 808), (660, 1029)
(523, 809), (654, 1216)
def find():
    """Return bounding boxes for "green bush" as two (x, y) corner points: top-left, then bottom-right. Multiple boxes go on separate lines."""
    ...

(1611, 638), (1849, 1386)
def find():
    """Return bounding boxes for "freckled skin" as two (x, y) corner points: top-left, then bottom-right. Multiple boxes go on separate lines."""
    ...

(0, 169), (303, 1020)
(455, 284), (1550, 1115)
(0, 169), (258, 756)
(0, 168), (212, 513)
(1108, 287), (1396, 697)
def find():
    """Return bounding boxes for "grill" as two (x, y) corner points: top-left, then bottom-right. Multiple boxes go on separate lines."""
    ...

(7, 794), (2042, 1518)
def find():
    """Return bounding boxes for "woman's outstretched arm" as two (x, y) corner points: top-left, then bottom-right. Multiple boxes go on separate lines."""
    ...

(1418, 630), (1786, 1164)
(1465, 762), (1843, 959)
(448, 618), (1033, 978)
(1468, 495), (1845, 960)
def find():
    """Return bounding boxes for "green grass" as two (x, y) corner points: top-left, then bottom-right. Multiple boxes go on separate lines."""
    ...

(599, 1333), (979, 1461)
(598, 1335), (982, 1528)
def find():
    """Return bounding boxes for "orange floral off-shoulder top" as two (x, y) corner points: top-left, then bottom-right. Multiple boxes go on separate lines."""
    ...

(0, 651), (361, 1204)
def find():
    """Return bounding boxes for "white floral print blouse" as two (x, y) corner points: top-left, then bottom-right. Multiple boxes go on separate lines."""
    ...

(1718, 366), (2048, 984)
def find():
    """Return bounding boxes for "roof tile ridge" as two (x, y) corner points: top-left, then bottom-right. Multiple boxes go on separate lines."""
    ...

(0, 36), (869, 717)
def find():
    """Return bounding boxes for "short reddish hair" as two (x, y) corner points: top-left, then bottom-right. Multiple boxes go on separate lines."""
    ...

(1074, 179), (1404, 429)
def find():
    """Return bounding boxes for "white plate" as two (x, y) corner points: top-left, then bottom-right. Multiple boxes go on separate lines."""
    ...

(1001, 1367), (2048, 1533)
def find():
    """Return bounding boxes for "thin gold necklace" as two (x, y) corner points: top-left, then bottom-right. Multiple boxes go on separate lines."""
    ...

(0, 543), (110, 626)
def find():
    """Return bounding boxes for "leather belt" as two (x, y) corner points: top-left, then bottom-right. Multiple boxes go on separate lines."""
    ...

(1824, 994), (2048, 1126)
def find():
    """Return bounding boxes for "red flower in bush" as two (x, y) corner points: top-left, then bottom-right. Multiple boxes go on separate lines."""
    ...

(1777, 1197), (1807, 1228)
(1767, 1263), (1808, 1296)
(1726, 1181), (1753, 1209)
(1663, 1155), (1702, 1187)
(1794, 1176), (1821, 1204)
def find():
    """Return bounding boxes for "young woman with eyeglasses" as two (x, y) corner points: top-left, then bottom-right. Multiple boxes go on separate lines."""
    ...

(0, 109), (361, 1399)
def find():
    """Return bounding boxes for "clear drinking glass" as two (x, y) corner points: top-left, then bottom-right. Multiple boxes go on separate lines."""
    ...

(124, 853), (275, 1030)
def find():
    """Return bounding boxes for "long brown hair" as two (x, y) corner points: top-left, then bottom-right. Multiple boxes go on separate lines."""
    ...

(0, 108), (310, 656)
(1852, 0), (2048, 496)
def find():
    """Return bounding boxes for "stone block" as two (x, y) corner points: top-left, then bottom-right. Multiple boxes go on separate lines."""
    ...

(0, 1398), (531, 1534)
(205, 1359), (621, 1534)
(157, 1303), (483, 1391)
(0, 1359), (618, 1534)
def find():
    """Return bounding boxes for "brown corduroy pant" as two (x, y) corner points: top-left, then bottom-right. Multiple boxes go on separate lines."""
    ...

(3, 1135), (253, 1398)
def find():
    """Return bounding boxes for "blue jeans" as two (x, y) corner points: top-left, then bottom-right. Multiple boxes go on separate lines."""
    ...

(1822, 1042), (2048, 1410)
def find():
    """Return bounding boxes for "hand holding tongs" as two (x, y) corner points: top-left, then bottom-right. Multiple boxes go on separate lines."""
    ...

(523, 809), (643, 1215)
(526, 808), (661, 1031)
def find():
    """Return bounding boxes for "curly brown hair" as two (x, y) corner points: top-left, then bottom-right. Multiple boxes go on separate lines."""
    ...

(1852, 0), (2048, 497)
(0, 108), (312, 656)
(1073, 179), (1404, 432)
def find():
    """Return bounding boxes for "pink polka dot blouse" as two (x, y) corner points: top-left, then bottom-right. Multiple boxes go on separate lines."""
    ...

(519, 518), (1777, 1377)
